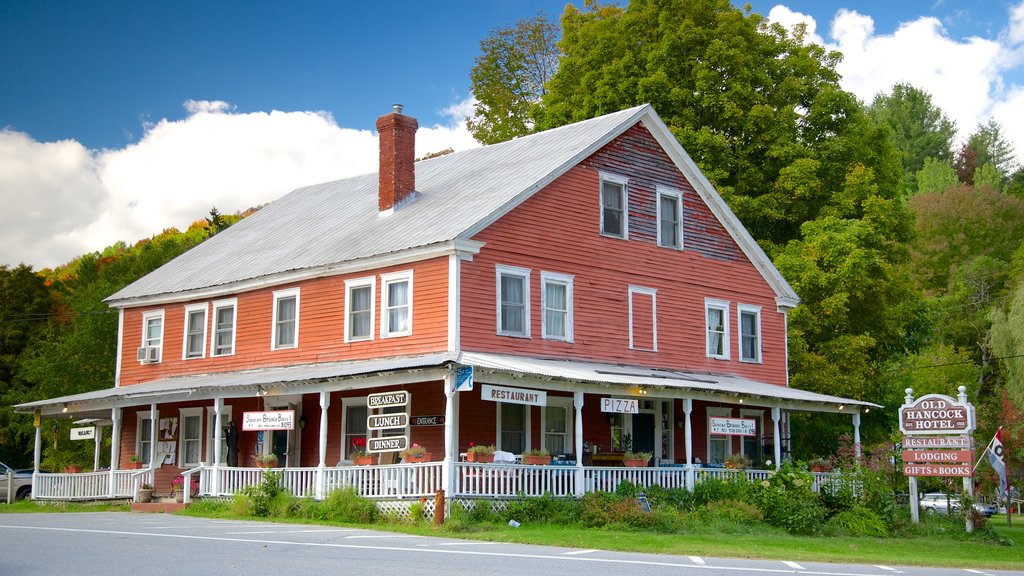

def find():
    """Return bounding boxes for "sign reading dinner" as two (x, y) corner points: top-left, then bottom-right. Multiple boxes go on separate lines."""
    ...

(242, 410), (295, 431)
(481, 384), (546, 406)
(899, 394), (970, 434)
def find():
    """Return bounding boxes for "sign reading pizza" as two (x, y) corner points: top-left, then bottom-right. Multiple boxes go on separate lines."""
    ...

(899, 394), (972, 435)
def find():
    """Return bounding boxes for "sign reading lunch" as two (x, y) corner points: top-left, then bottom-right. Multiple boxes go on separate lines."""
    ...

(481, 384), (546, 406)
(899, 394), (971, 435)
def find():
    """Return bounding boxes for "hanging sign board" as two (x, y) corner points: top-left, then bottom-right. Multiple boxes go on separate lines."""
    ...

(600, 397), (639, 414)
(368, 435), (408, 453)
(902, 435), (973, 449)
(242, 410), (295, 431)
(411, 415), (445, 426)
(367, 413), (408, 430)
(901, 449), (974, 464)
(367, 391), (409, 409)
(903, 463), (972, 477)
(899, 394), (972, 435)
(480, 384), (546, 406)
(70, 427), (95, 441)
(456, 366), (474, 391)
(709, 417), (757, 436)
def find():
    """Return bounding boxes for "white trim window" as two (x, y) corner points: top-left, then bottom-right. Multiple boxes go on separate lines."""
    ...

(211, 299), (237, 357)
(344, 277), (375, 342)
(738, 304), (762, 363)
(272, 288), (300, 350)
(542, 398), (573, 456)
(657, 186), (683, 249)
(628, 286), (657, 351)
(205, 406), (233, 465)
(342, 399), (369, 461)
(137, 412), (156, 463)
(740, 409), (763, 462)
(179, 407), (204, 468)
(600, 173), (629, 239)
(707, 407), (733, 466)
(496, 265), (530, 338)
(705, 298), (730, 360)
(497, 402), (528, 454)
(541, 271), (574, 342)
(182, 303), (207, 360)
(381, 271), (413, 338)
(141, 310), (165, 363)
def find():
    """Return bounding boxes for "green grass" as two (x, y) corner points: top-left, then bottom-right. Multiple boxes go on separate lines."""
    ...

(0, 500), (129, 513)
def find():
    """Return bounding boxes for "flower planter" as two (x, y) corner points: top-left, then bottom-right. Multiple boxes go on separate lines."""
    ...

(137, 488), (154, 503)
(123, 461), (142, 470)
(404, 453), (432, 463)
(173, 490), (184, 503)
(353, 455), (374, 466)
(623, 458), (648, 468)
(523, 455), (550, 465)
(466, 452), (494, 463)
(63, 465), (82, 474)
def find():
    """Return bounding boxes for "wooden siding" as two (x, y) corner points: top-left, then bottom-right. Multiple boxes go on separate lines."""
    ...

(119, 258), (450, 385)
(460, 123), (789, 385)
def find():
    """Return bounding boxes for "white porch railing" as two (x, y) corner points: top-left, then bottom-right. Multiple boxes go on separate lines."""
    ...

(33, 468), (153, 500)
(585, 465), (690, 493)
(323, 462), (443, 499)
(198, 466), (319, 498)
(455, 462), (577, 497)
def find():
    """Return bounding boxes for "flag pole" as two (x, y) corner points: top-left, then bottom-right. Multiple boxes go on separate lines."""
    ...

(973, 434), (995, 473)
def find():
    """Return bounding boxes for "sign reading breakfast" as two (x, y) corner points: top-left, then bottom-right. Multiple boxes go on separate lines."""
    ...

(367, 391), (409, 409)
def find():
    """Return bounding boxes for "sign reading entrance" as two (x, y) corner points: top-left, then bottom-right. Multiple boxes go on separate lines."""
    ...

(70, 427), (95, 441)
(367, 391), (409, 409)
(600, 397), (639, 414)
(242, 410), (295, 431)
(899, 394), (971, 434)
(709, 417), (757, 436)
(368, 435), (408, 453)
(411, 415), (445, 426)
(480, 384), (546, 406)
(367, 413), (408, 430)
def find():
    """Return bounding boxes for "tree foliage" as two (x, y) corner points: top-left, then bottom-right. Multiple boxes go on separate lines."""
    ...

(916, 157), (959, 194)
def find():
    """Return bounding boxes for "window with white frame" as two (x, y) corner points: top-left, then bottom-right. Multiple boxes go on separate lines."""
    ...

(211, 299), (237, 356)
(137, 413), (155, 463)
(272, 288), (299, 349)
(344, 277), (375, 342)
(740, 409), (763, 462)
(707, 407), (732, 466)
(496, 265), (530, 337)
(600, 173), (628, 238)
(738, 304), (762, 363)
(179, 408), (203, 467)
(541, 271), (573, 342)
(629, 286), (657, 351)
(498, 403), (527, 454)
(205, 406), (233, 465)
(657, 186), (683, 249)
(381, 271), (413, 338)
(141, 310), (164, 363)
(183, 304), (207, 359)
(705, 298), (730, 360)
(543, 399), (572, 456)
(343, 401), (368, 460)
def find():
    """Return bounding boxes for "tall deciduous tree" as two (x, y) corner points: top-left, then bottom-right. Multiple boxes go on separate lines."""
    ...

(916, 157), (959, 194)
(867, 83), (956, 197)
(467, 13), (560, 144)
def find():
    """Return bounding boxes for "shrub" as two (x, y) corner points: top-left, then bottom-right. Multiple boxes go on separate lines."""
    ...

(320, 487), (379, 523)
(644, 484), (693, 510)
(691, 473), (753, 508)
(825, 507), (889, 537)
(502, 492), (577, 524)
(466, 500), (500, 524)
(579, 492), (614, 527)
(243, 471), (285, 517)
(685, 500), (766, 534)
(754, 484), (825, 535)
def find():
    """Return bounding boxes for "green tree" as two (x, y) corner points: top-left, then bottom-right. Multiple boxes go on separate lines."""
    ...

(867, 83), (956, 197)
(916, 157), (959, 194)
(973, 163), (1003, 192)
(968, 119), (1018, 178)
(467, 12), (560, 144)
(991, 279), (1024, 406)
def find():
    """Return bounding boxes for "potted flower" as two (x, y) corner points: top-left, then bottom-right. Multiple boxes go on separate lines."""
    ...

(466, 442), (495, 463)
(253, 453), (279, 468)
(623, 450), (653, 467)
(724, 453), (751, 469)
(522, 448), (551, 465)
(399, 443), (431, 463)
(124, 454), (143, 470)
(137, 482), (154, 503)
(171, 474), (199, 503)
(808, 457), (832, 473)
(351, 438), (373, 465)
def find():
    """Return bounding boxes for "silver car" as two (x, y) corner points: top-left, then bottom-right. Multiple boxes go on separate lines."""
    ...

(919, 493), (997, 517)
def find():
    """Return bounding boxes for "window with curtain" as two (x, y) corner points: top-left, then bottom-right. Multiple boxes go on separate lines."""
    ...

(345, 404), (368, 459)
(274, 292), (298, 349)
(345, 279), (374, 341)
(184, 306), (206, 359)
(497, 266), (529, 337)
(500, 403), (526, 454)
(212, 301), (236, 356)
(139, 417), (153, 463)
(705, 300), (729, 359)
(543, 405), (567, 455)
(541, 272), (573, 341)
(382, 272), (412, 337)
(658, 190), (682, 249)
(181, 411), (202, 467)
(143, 311), (163, 361)
(601, 179), (626, 238)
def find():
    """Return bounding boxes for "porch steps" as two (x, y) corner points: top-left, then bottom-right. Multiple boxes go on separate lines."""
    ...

(130, 496), (187, 514)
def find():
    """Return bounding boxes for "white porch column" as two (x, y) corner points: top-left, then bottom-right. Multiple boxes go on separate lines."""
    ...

(574, 391), (584, 497)
(852, 411), (862, 459)
(148, 403), (158, 469)
(315, 390), (330, 500)
(772, 407), (782, 471)
(442, 371), (456, 498)
(32, 415), (41, 500)
(213, 397), (224, 496)
(683, 398), (694, 491)
(93, 425), (102, 472)
(109, 406), (121, 497)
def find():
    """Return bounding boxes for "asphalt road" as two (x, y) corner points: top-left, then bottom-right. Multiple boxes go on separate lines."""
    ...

(0, 512), (1020, 576)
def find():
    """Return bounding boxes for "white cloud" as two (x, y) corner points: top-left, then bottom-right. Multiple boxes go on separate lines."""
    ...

(0, 99), (480, 269)
(766, 5), (826, 46)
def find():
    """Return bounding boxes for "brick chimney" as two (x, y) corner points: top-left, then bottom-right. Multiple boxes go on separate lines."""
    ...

(377, 104), (418, 214)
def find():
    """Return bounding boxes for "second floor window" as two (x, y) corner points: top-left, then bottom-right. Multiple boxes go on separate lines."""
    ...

(345, 277), (374, 342)
(381, 272), (412, 338)
(739, 305), (761, 363)
(212, 300), (237, 356)
(272, 289), (299, 349)
(658, 188), (682, 249)
(541, 272), (574, 342)
(184, 305), (207, 359)
(496, 265), (530, 337)
(600, 175), (628, 238)
(142, 310), (164, 363)
(706, 299), (729, 360)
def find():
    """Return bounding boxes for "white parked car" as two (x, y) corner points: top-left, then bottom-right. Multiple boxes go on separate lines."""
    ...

(0, 461), (33, 501)
(919, 493), (997, 517)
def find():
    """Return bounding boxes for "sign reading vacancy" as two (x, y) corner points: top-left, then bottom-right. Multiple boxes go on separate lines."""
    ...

(242, 410), (295, 431)
(899, 394), (972, 435)
(709, 417), (757, 436)
(480, 384), (546, 406)
(367, 391), (409, 409)
(600, 398), (639, 414)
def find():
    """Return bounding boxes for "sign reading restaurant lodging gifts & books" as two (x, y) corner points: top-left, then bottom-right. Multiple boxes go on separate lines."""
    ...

(898, 388), (975, 478)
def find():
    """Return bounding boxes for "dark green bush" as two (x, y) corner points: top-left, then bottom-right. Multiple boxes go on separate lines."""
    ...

(243, 471), (285, 517)
(754, 483), (825, 535)
(825, 507), (889, 537)
(320, 486), (379, 523)
(502, 492), (578, 524)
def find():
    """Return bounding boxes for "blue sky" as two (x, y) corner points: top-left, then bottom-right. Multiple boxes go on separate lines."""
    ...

(2, 1), (1024, 268)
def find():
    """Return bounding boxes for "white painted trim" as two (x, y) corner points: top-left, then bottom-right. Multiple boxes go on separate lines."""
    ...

(599, 172), (629, 240)
(495, 264), (531, 338)
(106, 239), (484, 308)
(136, 410), (158, 462)
(182, 302), (208, 360)
(495, 401), (531, 454)
(380, 270), (413, 338)
(271, 288), (300, 350)
(140, 309), (165, 363)
(540, 271), (574, 342)
(737, 303), (762, 364)
(704, 298), (730, 360)
(447, 254), (460, 352)
(343, 276), (375, 343)
(655, 185), (684, 250)
(205, 404), (232, 465)
(178, 407), (204, 468)
(541, 396), (574, 456)
(340, 396), (368, 463)
(114, 308), (124, 387)
(706, 406), (732, 465)
(627, 285), (657, 352)
(210, 298), (238, 357)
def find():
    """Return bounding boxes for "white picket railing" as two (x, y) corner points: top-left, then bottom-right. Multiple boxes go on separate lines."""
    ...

(323, 462), (443, 499)
(33, 468), (152, 500)
(585, 466), (689, 493)
(455, 462), (577, 497)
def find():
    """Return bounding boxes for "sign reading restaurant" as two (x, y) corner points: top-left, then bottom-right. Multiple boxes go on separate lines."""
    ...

(480, 384), (546, 406)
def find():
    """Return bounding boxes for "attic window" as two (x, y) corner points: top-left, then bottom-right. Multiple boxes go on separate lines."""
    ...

(600, 173), (629, 239)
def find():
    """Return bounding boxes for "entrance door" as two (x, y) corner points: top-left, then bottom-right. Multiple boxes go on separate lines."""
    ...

(272, 429), (289, 466)
(632, 413), (655, 463)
